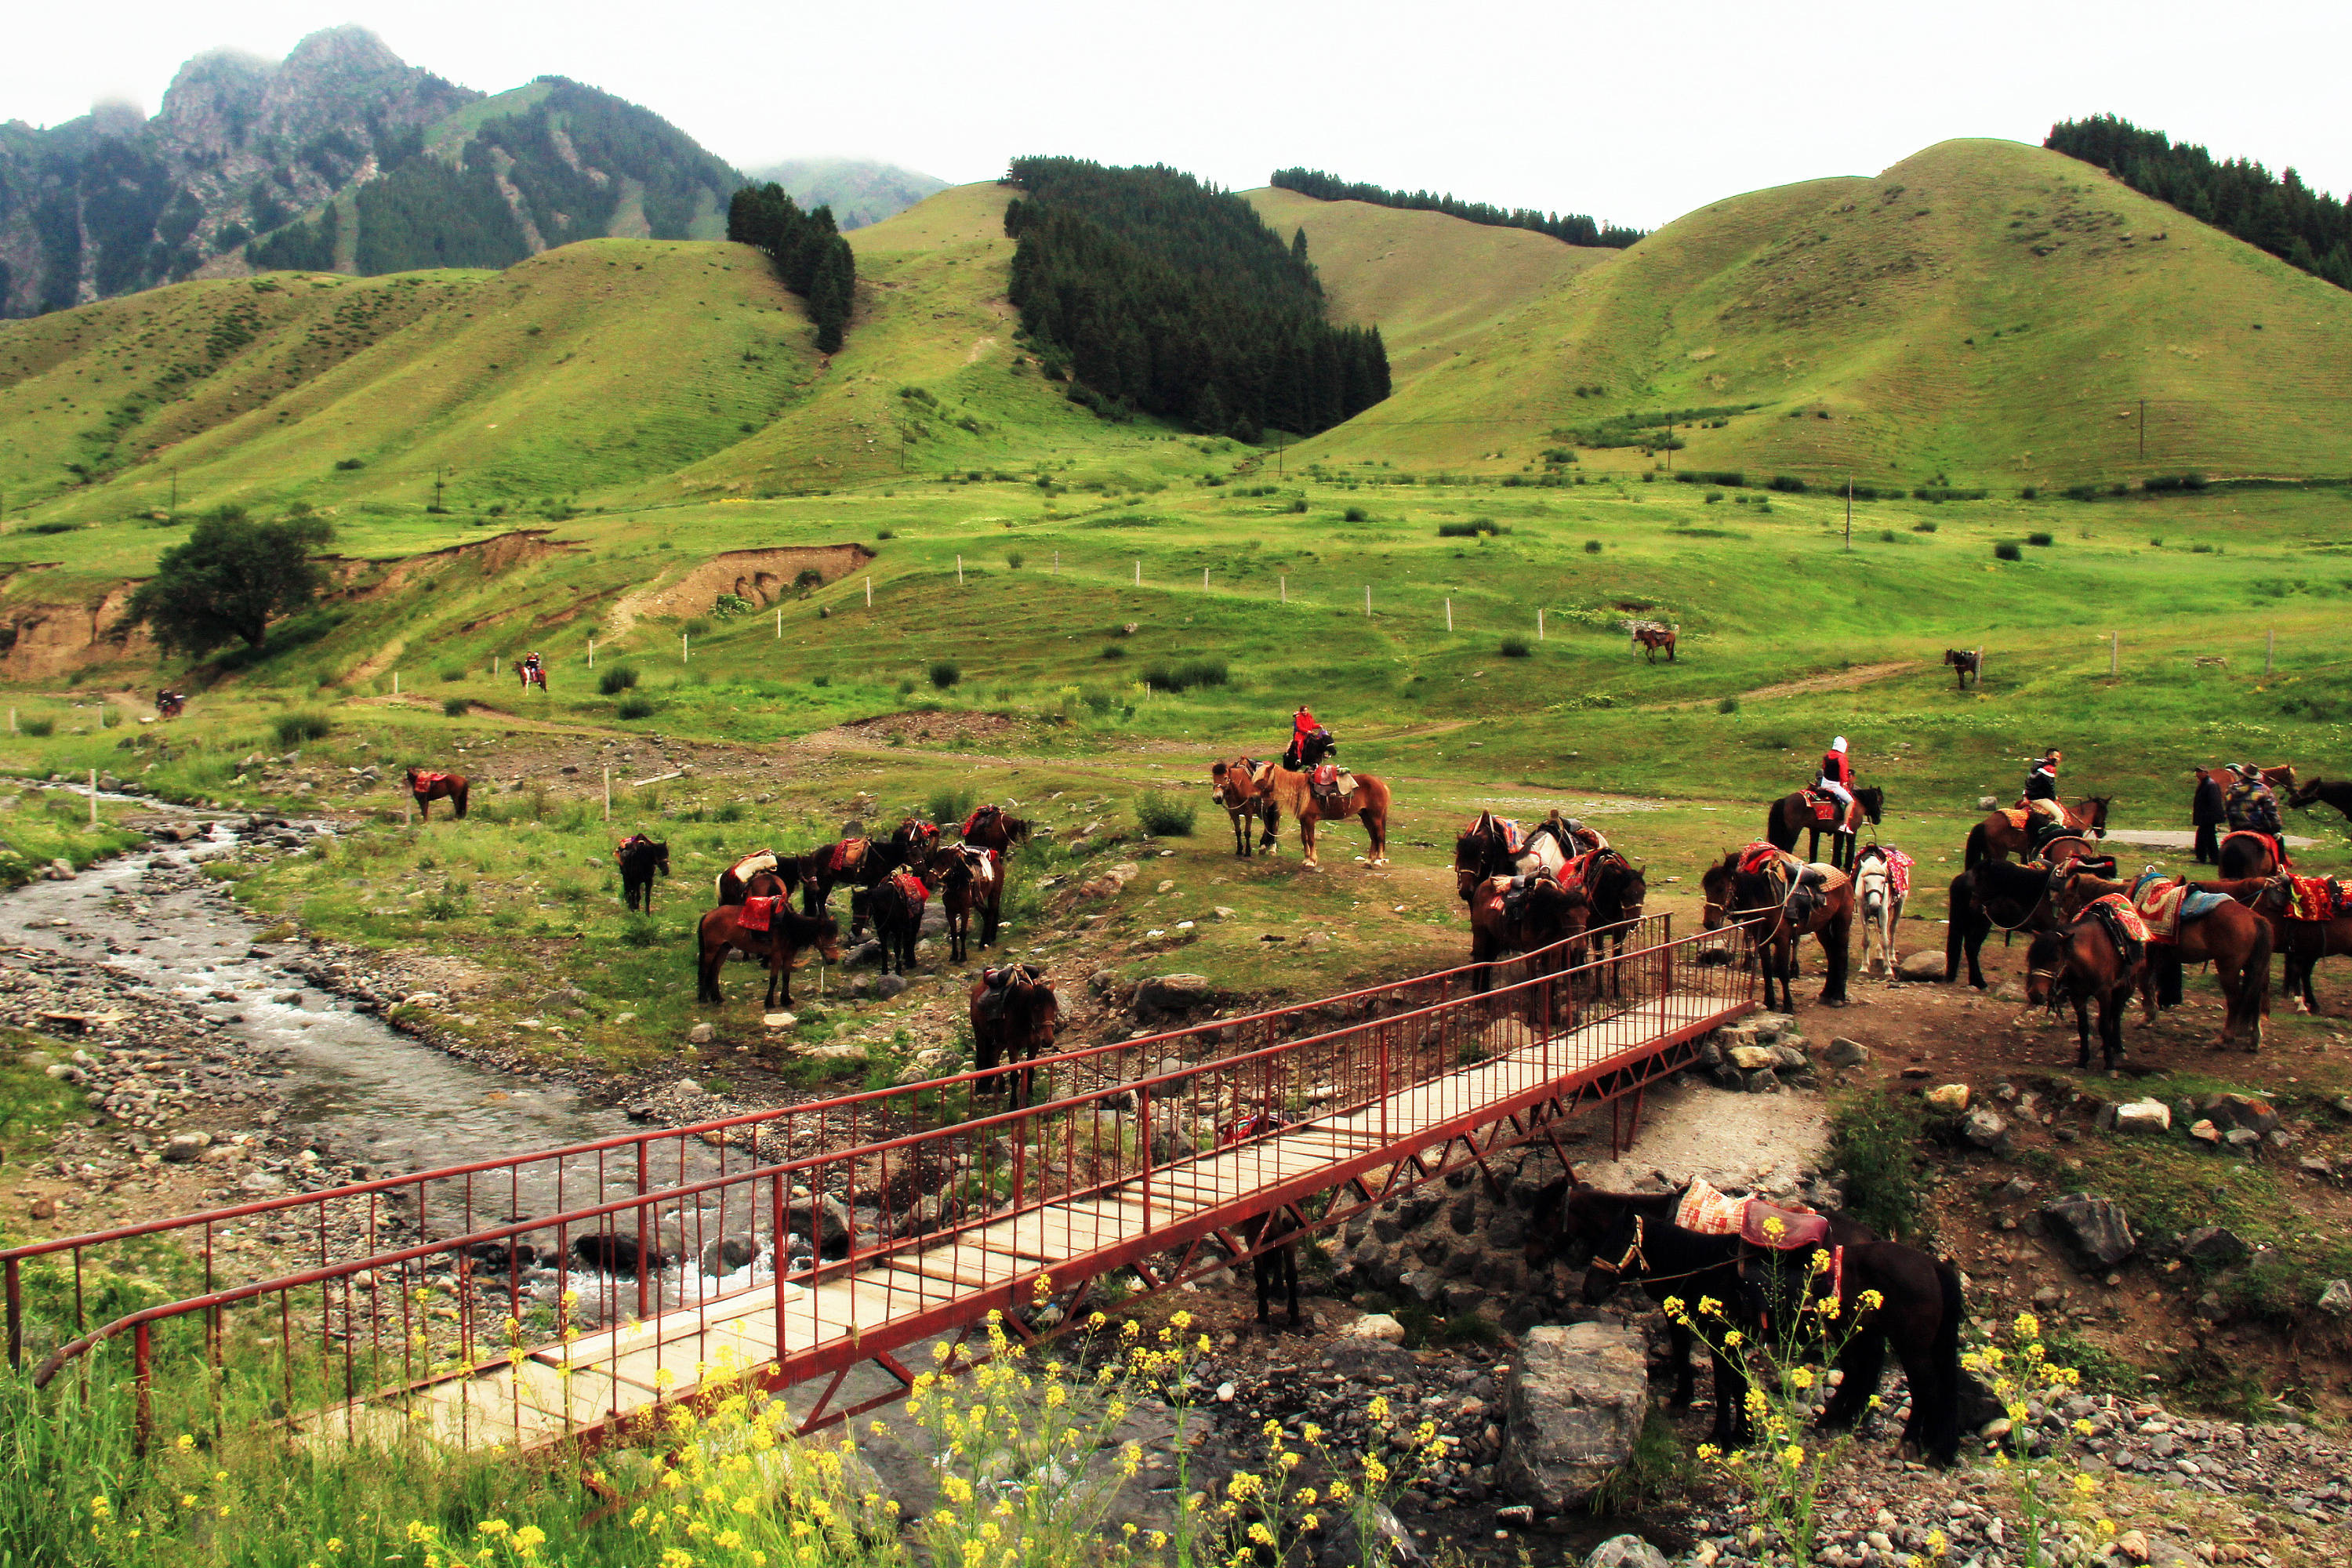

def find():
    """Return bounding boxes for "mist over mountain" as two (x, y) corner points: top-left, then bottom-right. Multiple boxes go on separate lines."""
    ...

(739, 158), (947, 230)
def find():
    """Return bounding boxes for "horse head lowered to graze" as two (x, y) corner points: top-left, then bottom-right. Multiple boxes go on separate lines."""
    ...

(1210, 759), (1276, 858)
(695, 870), (844, 1010)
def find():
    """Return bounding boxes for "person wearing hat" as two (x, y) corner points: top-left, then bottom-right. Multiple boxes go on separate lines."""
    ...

(2223, 763), (2284, 837)
(2191, 768), (2227, 863)
(2021, 747), (2064, 827)
(1815, 735), (1857, 815)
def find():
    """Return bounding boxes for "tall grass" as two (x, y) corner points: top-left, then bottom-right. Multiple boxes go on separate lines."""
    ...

(270, 712), (332, 746)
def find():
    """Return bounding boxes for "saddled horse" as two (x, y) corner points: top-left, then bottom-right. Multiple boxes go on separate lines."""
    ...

(1210, 759), (1276, 858)
(2218, 829), (2289, 880)
(406, 767), (470, 821)
(1450, 810), (1601, 899)
(1225, 759), (1391, 870)
(716, 848), (791, 906)
(156, 689), (187, 719)
(1704, 848), (1853, 1010)
(1465, 875), (1592, 992)
(1944, 859), (2059, 989)
(2024, 900), (2151, 1070)
(930, 842), (1004, 962)
(2053, 870), (2270, 1050)
(970, 963), (1059, 1108)
(1764, 786), (1884, 872)
(2206, 873), (2352, 1016)
(518, 661), (548, 693)
(1964, 795), (2111, 867)
(957, 804), (1030, 855)
(1566, 1182), (1961, 1465)
(1943, 648), (1980, 688)
(1853, 844), (1908, 978)
(801, 818), (940, 915)
(1632, 626), (1678, 662)
(1560, 845), (1648, 989)
(2287, 777), (2352, 826)
(695, 871), (844, 1008)
(851, 869), (933, 976)
(615, 833), (670, 912)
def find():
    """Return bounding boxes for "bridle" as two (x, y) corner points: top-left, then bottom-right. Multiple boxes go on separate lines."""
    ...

(1583, 1214), (1736, 1288)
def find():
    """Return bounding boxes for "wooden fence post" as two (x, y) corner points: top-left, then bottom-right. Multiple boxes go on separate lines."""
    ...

(1445, 598), (1452, 632)
(1363, 586), (1371, 618)
(1538, 608), (1545, 641)
(866, 576), (873, 607)
(2109, 633), (2118, 677)
(88, 769), (97, 826)
(681, 632), (689, 663)
(604, 766), (612, 822)
(957, 555), (964, 586)
(588, 637), (595, 667)
(1279, 575), (1287, 604)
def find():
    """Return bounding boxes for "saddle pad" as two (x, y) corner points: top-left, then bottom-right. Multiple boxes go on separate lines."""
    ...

(1737, 843), (1787, 877)
(829, 838), (866, 873)
(890, 872), (929, 905)
(1882, 848), (1914, 899)
(2281, 875), (2352, 922)
(1675, 1178), (1748, 1236)
(1805, 791), (1838, 823)
(1491, 815), (1526, 854)
(411, 771), (451, 790)
(1806, 864), (1851, 894)
(724, 851), (778, 884)
(1742, 1201), (1831, 1251)
(2089, 891), (2153, 946)
(960, 805), (996, 837)
(1557, 849), (1595, 891)
(738, 895), (778, 932)
(2000, 807), (2030, 830)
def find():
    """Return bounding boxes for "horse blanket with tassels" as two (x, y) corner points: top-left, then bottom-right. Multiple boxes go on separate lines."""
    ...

(2128, 872), (2230, 942)
(1674, 1177), (1831, 1250)
(2221, 829), (2292, 869)
(1737, 842), (1792, 877)
(960, 804), (999, 838)
(2279, 875), (2352, 923)
(1878, 848), (1915, 899)
(888, 872), (929, 908)
(738, 895), (780, 932)
(410, 771), (452, 791)
(829, 838), (867, 873)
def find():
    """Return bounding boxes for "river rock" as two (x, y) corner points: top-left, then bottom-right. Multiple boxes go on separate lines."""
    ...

(2318, 1279), (2352, 1317)
(2177, 1225), (2249, 1268)
(701, 1236), (758, 1276)
(2112, 1099), (2172, 1134)
(1924, 1083), (1970, 1113)
(1961, 1109), (2010, 1150)
(163, 1131), (212, 1163)
(1823, 1036), (1871, 1068)
(1497, 1321), (1647, 1512)
(2189, 1119), (2221, 1145)
(1896, 949), (1945, 980)
(1586, 1537), (1673, 1568)
(1133, 974), (1215, 1018)
(687, 1022), (716, 1044)
(1728, 1045), (1779, 1071)
(1348, 1312), (1407, 1344)
(874, 975), (909, 1000)
(2042, 1193), (2136, 1269)
(2198, 1093), (2279, 1135)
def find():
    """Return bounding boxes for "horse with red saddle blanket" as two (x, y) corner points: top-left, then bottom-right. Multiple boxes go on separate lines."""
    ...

(851, 868), (934, 976)
(930, 842), (1004, 962)
(1701, 844), (1853, 1010)
(2053, 869), (2269, 1050)
(970, 963), (1059, 1109)
(2199, 873), (2352, 1016)
(800, 818), (940, 916)
(1763, 786), (1882, 873)
(406, 767), (469, 820)
(2217, 829), (2291, 880)
(695, 870), (844, 1007)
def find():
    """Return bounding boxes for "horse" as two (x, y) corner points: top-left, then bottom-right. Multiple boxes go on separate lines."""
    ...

(1451, 810), (1592, 900)
(801, 818), (940, 915)
(1228, 760), (1391, 870)
(716, 848), (789, 906)
(931, 843), (1004, 962)
(1708, 851), (1853, 1010)
(155, 689), (187, 720)
(970, 963), (1059, 1108)
(2287, 777), (2352, 826)
(2022, 906), (2150, 1070)
(405, 768), (470, 821)
(1632, 626), (1678, 662)
(1465, 875), (1592, 992)
(2215, 874), (2352, 1016)
(695, 873), (844, 1008)
(1563, 846), (1648, 986)
(1943, 859), (2060, 989)
(2218, 830), (2287, 880)
(1764, 786), (1884, 871)
(615, 834), (670, 912)
(2053, 871), (2270, 1050)
(1853, 844), (1907, 978)
(1943, 648), (1980, 689)
(1963, 795), (2111, 866)
(1218, 1111), (1301, 1328)
(851, 869), (932, 976)
(957, 804), (1030, 855)
(518, 661), (548, 694)
(1566, 1184), (1961, 1465)
(1210, 759), (1276, 858)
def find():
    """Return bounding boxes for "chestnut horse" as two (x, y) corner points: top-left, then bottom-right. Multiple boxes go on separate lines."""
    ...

(406, 768), (470, 820)
(1764, 786), (1884, 871)
(1465, 875), (1592, 992)
(1210, 759), (1275, 858)
(2023, 904), (2150, 1070)
(970, 963), (1060, 1107)
(1963, 795), (2111, 866)
(2204, 874), (2352, 1015)
(930, 843), (1004, 962)
(2053, 871), (2270, 1049)
(1632, 626), (1678, 662)
(1451, 811), (1601, 899)
(1220, 759), (1391, 869)
(2217, 830), (2287, 880)
(1704, 851), (1853, 1010)
(695, 873), (844, 1007)
(957, 804), (1030, 855)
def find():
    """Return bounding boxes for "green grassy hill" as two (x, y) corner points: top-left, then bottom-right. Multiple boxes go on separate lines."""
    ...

(1291, 139), (2352, 486)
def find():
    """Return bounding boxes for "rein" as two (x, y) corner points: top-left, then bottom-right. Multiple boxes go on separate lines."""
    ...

(1586, 1217), (1734, 1289)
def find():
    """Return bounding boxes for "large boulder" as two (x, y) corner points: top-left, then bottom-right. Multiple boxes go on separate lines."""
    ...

(2041, 1193), (2136, 1269)
(1897, 949), (1945, 981)
(1497, 1322), (1648, 1512)
(2176, 1225), (2249, 1268)
(1133, 974), (1217, 1019)
(2198, 1094), (2279, 1136)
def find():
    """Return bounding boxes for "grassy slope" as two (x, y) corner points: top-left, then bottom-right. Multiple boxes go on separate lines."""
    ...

(1295, 140), (2352, 485)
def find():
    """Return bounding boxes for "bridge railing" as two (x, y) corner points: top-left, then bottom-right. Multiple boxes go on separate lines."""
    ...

(8, 916), (1751, 1448)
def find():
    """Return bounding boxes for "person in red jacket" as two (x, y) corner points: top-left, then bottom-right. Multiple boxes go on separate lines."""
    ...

(1284, 706), (1319, 770)
(1815, 735), (1856, 814)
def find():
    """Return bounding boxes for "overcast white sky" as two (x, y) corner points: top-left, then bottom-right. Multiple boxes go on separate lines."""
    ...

(7, 1), (2348, 230)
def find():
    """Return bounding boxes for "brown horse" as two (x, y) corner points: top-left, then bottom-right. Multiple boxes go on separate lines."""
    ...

(1225, 759), (1391, 869)
(2053, 872), (2270, 1050)
(970, 964), (1060, 1107)
(2209, 874), (2352, 1015)
(1209, 759), (1276, 858)
(2287, 777), (2352, 826)
(1707, 853), (1853, 1011)
(1943, 648), (1980, 688)
(1465, 875), (1592, 992)
(1632, 626), (1678, 662)
(406, 768), (470, 820)
(930, 843), (1004, 962)
(615, 834), (670, 912)
(800, 818), (940, 915)
(957, 804), (1030, 855)
(851, 869), (933, 975)
(695, 873), (844, 1007)
(2023, 904), (2150, 1070)
(2218, 830), (2287, 880)
(1763, 786), (1884, 871)
(518, 661), (548, 693)
(1963, 795), (2111, 866)
(716, 848), (790, 906)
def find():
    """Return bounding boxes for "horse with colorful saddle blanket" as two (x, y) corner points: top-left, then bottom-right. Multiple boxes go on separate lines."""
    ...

(1675, 1176), (1834, 1251)
(2276, 873), (2352, 924)
(2128, 870), (2233, 943)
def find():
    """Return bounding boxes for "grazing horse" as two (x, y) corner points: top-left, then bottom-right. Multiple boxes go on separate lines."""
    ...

(1219, 1110), (1302, 1328)
(1632, 626), (1678, 662)
(851, 869), (932, 976)
(970, 963), (1059, 1107)
(1943, 648), (1980, 689)
(931, 843), (1004, 962)
(1209, 759), (1276, 858)
(1708, 851), (1853, 1010)
(957, 804), (1030, 855)
(1944, 859), (2061, 989)
(801, 818), (940, 915)
(1465, 875), (1592, 991)
(1964, 795), (2111, 866)
(1853, 844), (1909, 978)
(1227, 759), (1391, 869)
(1567, 1184), (1960, 1465)
(2287, 777), (2352, 826)
(2023, 903), (2151, 1070)
(1764, 786), (1884, 871)
(2218, 830), (2288, 880)
(2053, 871), (2270, 1050)
(406, 768), (470, 820)
(615, 834), (670, 912)
(695, 873), (844, 1007)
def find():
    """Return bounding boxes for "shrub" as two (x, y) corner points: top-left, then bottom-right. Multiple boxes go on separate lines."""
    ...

(1717, 695), (1740, 714)
(681, 616), (713, 637)
(876, 528), (895, 540)
(1675, 470), (1746, 487)
(1436, 517), (1504, 538)
(1287, 498), (1306, 513)
(1341, 506), (1370, 523)
(2026, 532), (2054, 546)
(1099, 644), (1127, 660)
(1911, 521), (1938, 532)
(334, 457), (366, 470)
(928, 660), (961, 689)
(19, 717), (53, 738)
(1879, 528), (1896, 542)
(1994, 542), (2023, 561)
(2063, 483), (2103, 502)
(616, 695), (655, 720)
(436, 665), (466, 683)
(928, 786), (977, 826)
(1142, 658), (1229, 692)
(1005, 551), (1024, 569)
(710, 593), (753, 619)
(2143, 472), (2209, 493)
(1584, 539), (1603, 554)
(1134, 790), (1196, 836)
(1828, 1092), (1930, 1241)
(1769, 474), (1808, 493)
(1913, 486), (1988, 502)
(441, 697), (470, 717)
(597, 666), (640, 695)
(2019, 485), (2039, 499)
(26, 521), (77, 535)
(1704, 491), (1724, 503)
(1499, 636), (1531, 658)
(272, 711), (332, 745)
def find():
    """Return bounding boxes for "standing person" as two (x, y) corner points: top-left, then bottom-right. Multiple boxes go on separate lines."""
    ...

(2191, 768), (2227, 864)
(2021, 747), (2064, 828)
(1815, 736), (1856, 814)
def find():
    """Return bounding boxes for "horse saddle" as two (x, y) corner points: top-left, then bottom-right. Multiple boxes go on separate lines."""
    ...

(739, 895), (780, 932)
(724, 850), (778, 883)
(2085, 892), (2151, 969)
(2128, 873), (2227, 942)
(1311, 763), (1355, 805)
(1501, 872), (1547, 924)
(411, 771), (451, 790)
(2279, 874), (2352, 923)
(960, 804), (999, 837)
(2223, 829), (2290, 869)
(888, 871), (928, 907)
(1478, 812), (1527, 854)
(829, 838), (867, 873)
(1737, 843), (1789, 877)
(1802, 789), (1842, 823)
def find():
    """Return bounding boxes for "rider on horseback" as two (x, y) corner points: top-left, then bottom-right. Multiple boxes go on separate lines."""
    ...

(1283, 705), (1321, 771)
(2022, 747), (2064, 828)
(522, 651), (545, 681)
(2224, 763), (2284, 836)
(1813, 737), (1855, 816)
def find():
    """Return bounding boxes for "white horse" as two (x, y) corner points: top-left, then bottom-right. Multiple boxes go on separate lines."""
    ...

(1853, 843), (1910, 978)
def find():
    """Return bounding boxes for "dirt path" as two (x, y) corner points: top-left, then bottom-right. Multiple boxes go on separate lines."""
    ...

(1731, 659), (1922, 702)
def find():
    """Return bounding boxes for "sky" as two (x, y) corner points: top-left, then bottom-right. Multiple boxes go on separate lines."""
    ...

(6, 0), (2350, 231)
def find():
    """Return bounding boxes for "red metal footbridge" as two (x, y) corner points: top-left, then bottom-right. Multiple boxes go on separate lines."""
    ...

(4, 915), (1752, 1451)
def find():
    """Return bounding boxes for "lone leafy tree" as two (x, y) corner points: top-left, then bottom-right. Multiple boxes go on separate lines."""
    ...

(118, 506), (335, 656)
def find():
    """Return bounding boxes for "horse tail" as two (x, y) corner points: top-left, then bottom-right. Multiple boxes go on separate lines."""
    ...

(2241, 916), (2272, 1033)
(1943, 884), (1969, 983)
(1962, 822), (1986, 869)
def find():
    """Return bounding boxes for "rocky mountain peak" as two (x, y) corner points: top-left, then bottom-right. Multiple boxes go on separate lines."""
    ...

(154, 49), (274, 153)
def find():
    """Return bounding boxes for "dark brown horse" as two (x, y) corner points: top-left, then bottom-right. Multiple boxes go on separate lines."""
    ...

(970, 963), (1059, 1107)
(957, 804), (1030, 855)
(1632, 626), (1678, 662)
(1706, 851), (1853, 1010)
(406, 768), (470, 820)
(1964, 795), (2111, 866)
(2218, 830), (2287, 880)
(1944, 859), (2059, 989)
(1451, 811), (1604, 899)
(2288, 777), (2352, 826)
(1465, 874), (1592, 992)
(695, 873), (844, 1007)
(801, 818), (940, 915)
(1764, 786), (1884, 871)
(930, 844), (1004, 962)
(615, 834), (669, 912)
(2053, 871), (2270, 1050)
(2209, 873), (2352, 1015)
(1943, 648), (1980, 688)
(1210, 758), (1276, 858)
(2023, 903), (2150, 1070)
(716, 848), (789, 906)
(851, 869), (932, 976)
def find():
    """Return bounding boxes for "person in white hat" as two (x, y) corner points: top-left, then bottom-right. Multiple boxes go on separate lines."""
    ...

(1815, 735), (1856, 814)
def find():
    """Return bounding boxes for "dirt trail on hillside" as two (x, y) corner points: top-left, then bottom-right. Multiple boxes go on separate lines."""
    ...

(1730, 659), (1921, 702)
